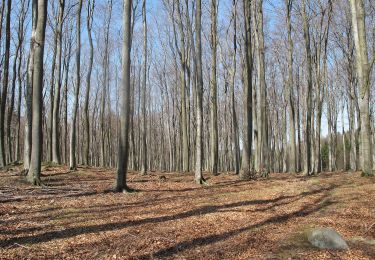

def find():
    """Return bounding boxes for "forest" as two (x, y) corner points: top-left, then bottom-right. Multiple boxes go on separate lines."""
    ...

(0, 0), (374, 258)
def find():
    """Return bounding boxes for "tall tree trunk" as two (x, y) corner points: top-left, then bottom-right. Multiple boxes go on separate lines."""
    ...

(140, 0), (148, 175)
(194, 0), (205, 184)
(342, 101), (347, 171)
(83, 0), (95, 165)
(27, 0), (48, 185)
(24, 1), (38, 171)
(350, 0), (373, 176)
(15, 0), (27, 162)
(116, 0), (132, 192)
(0, 0), (11, 167)
(296, 68), (302, 172)
(348, 82), (357, 171)
(240, 0), (253, 180)
(285, 0), (296, 173)
(52, 0), (65, 164)
(328, 100), (333, 171)
(231, 0), (240, 174)
(210, 0), (219, 175)
(48, 29), (58, 163)
(0, 1), (4, 48)
(254, 0), (268, 175)
(7, 33), (21, 163)
(175, 0), (189, 173)
(16, 41), (25, 161)
(301, 0), (313, 175)
(62, 38), (72, 165)
(69, 0), (83, 170)
(100, 0), (112, 167)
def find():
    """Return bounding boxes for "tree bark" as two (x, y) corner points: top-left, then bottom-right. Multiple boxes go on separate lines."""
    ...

(350, 0), (373, 176)
(239, 0), (253, 180)
(254, 0), (268, 175)
(231, 0), (240, 174)
(285, 0), (296, 173)
(301, 0), (313, 175)
(52, 0), (65, 164)
(48, 24), (58, 163)
(83, 0), (95, 165)
(24, 1), (39, 171)
(0, 0), (11, 167)
(116, 0), (132, 192)
(175, 0), (189, 173)
(7, 25), (21, 163)
(27, 0), (48, 185)
(342, 101), (347, 170)
(194, 0), (205, 184)
(69, 0), (83, 170)
(140, 0), (148, 175)
(209, 0), (219, 176)
(62, 37), (72, 165)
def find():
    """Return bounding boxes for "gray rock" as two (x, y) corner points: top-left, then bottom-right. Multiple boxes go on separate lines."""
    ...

(307, 227), (349, 250)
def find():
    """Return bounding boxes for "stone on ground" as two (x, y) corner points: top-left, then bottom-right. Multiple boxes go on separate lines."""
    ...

(307, 227), (349, 250)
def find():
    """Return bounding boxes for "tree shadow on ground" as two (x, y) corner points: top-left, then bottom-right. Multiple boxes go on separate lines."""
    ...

(137, 195), (336, 259)
(0, 185), (337, 247)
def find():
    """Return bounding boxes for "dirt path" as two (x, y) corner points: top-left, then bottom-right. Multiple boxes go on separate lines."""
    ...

(0, 166), (374, 259)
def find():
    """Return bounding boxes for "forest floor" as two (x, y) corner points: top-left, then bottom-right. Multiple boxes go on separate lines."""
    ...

(0, 165), (374, 259)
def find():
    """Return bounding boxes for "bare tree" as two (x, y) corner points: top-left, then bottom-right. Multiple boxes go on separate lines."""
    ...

(0, 0), (11, 167)
(194, 0), (206, 184)
(69, 0), (83, 170)
(7, 0), (28, 163)
(240, 0), (254, 180)
(116, 0), (133, 192)
(254, 0), (268, 175)
(229, 0), (240, 174)
(52, 0), (65, 164)
(83, 0), (95, 165)
(174, 0), (189, 172)
(301, 0), (313, 175)
(210, 0), (218, 175)
(23, 0), (39, 172)
(15, 0), (29, 161)
(100, 0), (112, 167)
(47, 4), (59, 163)
(285, 0), (296, 172)
(27, 0), (48, 185)
(140, 0), (148, 175)
(350, 0), (373, 176)
(62, 28), (73, 164)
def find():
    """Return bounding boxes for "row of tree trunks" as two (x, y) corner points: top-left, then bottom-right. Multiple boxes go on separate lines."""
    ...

(0, 0), (372, 187)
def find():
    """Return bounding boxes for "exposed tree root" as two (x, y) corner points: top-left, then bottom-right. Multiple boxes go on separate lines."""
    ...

(20, 169), (28, 176)
(26, 175), (42, 186)
(195, 177), (210, 186)
(361, 171), (374, 177)
(115, 185), (136, 194)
